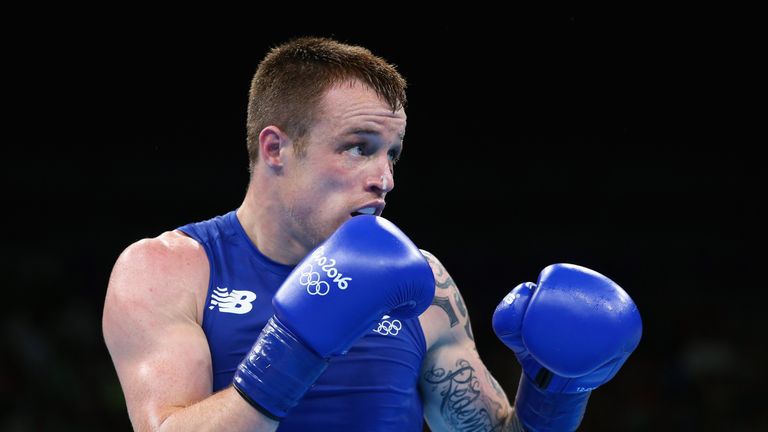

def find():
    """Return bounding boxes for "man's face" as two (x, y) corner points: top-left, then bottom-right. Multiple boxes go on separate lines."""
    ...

(280, 80), (407, 249)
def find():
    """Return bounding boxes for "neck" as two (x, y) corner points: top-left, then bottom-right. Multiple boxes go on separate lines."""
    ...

(236, 176), (310, 266)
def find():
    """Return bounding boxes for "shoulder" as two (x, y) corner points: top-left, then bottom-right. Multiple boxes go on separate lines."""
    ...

(117, 230), (206, 268)
(418, 249), (475, 350)
(104, 230), (209, 328)
(108, 230), (208, 295)
(102, 231), (218, 428)
(420, 249), (452, 287)
(419, 249), (459, 298)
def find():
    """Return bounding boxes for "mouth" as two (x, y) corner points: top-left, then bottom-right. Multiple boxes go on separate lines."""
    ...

(350, 202), (385, 217)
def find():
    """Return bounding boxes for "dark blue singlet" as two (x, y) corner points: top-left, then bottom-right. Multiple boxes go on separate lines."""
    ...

(178, 210), (427, 431)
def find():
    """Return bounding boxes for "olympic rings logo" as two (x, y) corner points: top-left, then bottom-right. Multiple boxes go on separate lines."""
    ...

(298, 246), (352, 296)
(300, 264), (331, 296)
(373, 316), (402, 336)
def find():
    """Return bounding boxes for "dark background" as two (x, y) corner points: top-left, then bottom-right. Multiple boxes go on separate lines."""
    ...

(4, 8), (763, 431)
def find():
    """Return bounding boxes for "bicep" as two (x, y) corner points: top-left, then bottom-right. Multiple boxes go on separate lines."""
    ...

(103, 238), (213, 430)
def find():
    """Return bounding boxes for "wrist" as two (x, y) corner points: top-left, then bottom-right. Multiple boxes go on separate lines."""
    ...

(515, 373), (591, 432)
(233, 316), (328, 419)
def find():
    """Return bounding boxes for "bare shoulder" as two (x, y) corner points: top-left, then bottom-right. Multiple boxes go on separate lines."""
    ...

(109, 230), (207, 290)
(102, 230), (214, 428)
(103, 230), (209, 339)
(418, 249), (475, 350)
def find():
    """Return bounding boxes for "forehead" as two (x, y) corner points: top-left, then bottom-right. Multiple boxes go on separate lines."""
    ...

(314, 80), (407, 139)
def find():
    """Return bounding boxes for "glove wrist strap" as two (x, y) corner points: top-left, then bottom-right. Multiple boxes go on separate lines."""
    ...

(515, 373), (591, 432)
(233, 316), (329, 419)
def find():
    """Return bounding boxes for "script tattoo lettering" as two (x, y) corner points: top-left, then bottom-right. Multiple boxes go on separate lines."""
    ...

(424, 360), (506, 431)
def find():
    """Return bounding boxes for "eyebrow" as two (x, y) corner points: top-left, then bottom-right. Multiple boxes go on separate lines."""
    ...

(343, 127), (405, 141)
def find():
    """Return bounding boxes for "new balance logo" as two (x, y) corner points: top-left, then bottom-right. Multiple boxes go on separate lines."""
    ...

(373, 315), (402, 336)
(209, 287), (257, 314)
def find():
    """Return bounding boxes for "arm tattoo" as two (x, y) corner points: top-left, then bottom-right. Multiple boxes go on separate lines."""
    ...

(432, 296), (459, 327)
(422, 251), (456, 290)
(424, 359), (517, 431)
(436, 272), (457, 290)
(425, 254), (473, 338)
(454, 288), (467, 317)
(465, 320), (475, 341)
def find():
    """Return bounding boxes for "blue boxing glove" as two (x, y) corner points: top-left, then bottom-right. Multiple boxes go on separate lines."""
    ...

(492, 264), (642, 431)
(233, 215), (435, 420)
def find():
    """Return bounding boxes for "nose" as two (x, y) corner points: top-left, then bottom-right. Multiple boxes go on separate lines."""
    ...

(366, 168), (394, 196)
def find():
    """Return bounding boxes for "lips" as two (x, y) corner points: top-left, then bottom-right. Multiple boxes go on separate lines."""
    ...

(350, 201), (385, 217)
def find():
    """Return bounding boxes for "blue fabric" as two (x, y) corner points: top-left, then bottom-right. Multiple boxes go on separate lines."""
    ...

(178, 210), (427, 431)
(515, 374), (590, 431)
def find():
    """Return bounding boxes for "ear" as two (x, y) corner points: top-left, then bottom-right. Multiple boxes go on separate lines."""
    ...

(259, 126), (291, 169)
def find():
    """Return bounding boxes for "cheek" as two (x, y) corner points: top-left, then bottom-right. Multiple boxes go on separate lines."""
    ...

(294, 166), (354, 209)
(314, 164), (357, 192)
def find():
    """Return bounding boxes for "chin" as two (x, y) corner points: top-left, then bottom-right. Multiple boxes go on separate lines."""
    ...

(310, 211), (358, 245)
(324, 216), (351, 238)
(309, 221), (341, 247)
(327, 219), (346, 236)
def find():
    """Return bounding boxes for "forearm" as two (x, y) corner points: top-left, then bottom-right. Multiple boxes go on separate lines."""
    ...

(155, 387), (278, 432)
(504, 410), (526, 432)
(421, 353), (524, 432)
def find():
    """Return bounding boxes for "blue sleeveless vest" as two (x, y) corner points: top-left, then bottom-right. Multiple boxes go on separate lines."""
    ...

(178, 210), (427, 431)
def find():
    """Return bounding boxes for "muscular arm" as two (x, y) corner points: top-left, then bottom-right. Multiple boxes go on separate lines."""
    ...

(419, 251), (524, 432)
(102, 232), (277, 432)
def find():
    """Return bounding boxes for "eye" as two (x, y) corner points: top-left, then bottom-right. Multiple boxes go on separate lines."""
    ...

(345, 143), (366, 157)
